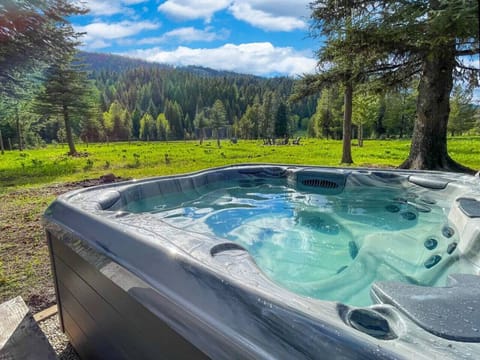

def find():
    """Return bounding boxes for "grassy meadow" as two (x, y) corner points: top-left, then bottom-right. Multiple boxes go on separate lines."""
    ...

(2, 136), (480, 191)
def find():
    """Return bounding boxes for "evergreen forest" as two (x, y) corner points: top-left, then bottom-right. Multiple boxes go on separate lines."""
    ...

(1, 51), (477, 152)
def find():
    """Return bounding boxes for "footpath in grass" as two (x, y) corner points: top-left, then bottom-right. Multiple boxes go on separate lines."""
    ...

(0, 137), (479, 312)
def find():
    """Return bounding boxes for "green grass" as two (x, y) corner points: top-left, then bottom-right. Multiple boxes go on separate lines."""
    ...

(1, 137), (479, 191)
(0, 186), (58, 309)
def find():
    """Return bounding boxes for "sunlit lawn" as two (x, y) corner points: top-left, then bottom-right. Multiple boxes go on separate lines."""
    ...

(1, 137), (479, 192)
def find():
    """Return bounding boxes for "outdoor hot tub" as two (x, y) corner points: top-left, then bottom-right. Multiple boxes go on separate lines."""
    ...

(43, 164), (480, 359)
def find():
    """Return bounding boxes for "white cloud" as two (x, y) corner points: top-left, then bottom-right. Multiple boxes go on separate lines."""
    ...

(123, 42), (316, 77)
(135, 26), (229, 45)
(88, 39), (111, 49)
(156, 0), (309, 31)
(82, 1), (123, 16)
(81, 0), (148, 16)
(76, 20), (160, 49)
(76, 20), (160, 40)
(122, 0), (148, 4)
(238, 0), (310, 18)
(158, 0), (231, 22)
(229, 3), (307, 31)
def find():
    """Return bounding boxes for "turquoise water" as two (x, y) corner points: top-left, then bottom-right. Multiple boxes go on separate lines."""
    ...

(125, 179), (464, 306)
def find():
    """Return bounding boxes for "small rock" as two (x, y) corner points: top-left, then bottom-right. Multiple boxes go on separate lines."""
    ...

(100, 173), (116, 183)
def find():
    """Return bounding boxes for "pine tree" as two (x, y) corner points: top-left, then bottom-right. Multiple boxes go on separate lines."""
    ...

(139, 113), (155, 141)
(131, 108), (142, 139)
(305, 0), (479, 171)
(211, 100), (227, 147)
(165, 100), (184, 140)
(80, 85), (104, 142)
(383, 89), (416, 138)
(274, 102), (288, 138)
(122, 109), (132, 141)
(448, 86), (477, 136)
(194, 108), (210, 144)
(310, 89), (343, 139)
(0, 0), (87, 97)
(156, 113), (170, 141)
(103, 101), (128, 141)
(35, 53), (95, 155)
(291, 3), (357, 163)
(261, 91), (275, 138)
(352, 93), (380, 147)
(238, 105), (255, 139)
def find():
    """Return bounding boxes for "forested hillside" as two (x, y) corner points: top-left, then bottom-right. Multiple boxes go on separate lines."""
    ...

(88, 52), (317, 141)
(0, 52), (318, 147)
(0, 52), (477, 150)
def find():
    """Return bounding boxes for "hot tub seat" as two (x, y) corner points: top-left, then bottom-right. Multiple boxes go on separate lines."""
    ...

(458, 198), (480, 218)
(371, 274), (480, 342)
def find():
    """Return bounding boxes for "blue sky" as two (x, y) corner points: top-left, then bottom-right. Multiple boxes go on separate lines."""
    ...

(71, 0), (318, 77)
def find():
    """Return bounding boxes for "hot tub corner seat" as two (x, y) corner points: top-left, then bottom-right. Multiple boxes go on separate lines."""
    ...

(371, 274), (480, 342)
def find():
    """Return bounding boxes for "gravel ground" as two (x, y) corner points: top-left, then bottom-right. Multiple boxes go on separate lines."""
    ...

(38, 315), (80, 360)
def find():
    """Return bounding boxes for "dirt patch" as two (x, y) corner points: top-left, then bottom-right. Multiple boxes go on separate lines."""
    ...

(0, 174), (127, 313)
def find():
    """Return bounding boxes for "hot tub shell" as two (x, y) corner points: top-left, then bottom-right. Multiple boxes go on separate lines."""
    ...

(43, 164), (480, 359)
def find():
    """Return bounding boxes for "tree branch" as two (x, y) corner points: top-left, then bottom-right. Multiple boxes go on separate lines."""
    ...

(455, 48), (480, 56)
(456, 64), (479, 71)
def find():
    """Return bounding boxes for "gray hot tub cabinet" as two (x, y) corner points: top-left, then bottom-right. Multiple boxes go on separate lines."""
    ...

(43, 164), (480, 359)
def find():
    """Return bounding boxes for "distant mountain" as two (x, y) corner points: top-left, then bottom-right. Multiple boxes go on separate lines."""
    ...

(78, 52), (170, 73)
(182, 65), (260, 79)
(78, 52), (259, 79)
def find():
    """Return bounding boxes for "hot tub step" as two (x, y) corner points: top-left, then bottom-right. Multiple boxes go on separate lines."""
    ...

(0, 296), (57, 360)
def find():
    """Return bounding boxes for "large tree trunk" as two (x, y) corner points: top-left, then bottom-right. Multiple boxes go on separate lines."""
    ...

(341, 82), (353, 164)
(399, 43), (473, 173)
(63, 105), (77, 155)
